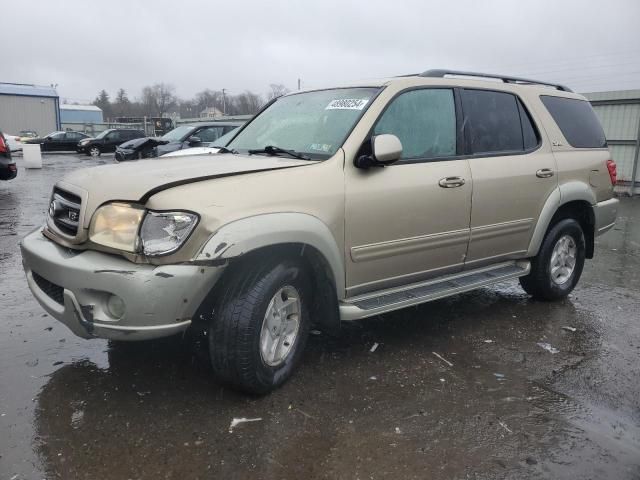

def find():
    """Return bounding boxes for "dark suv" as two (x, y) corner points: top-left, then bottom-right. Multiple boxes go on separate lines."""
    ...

(77, 129), (145, 157)
(0, 131), (17, 181)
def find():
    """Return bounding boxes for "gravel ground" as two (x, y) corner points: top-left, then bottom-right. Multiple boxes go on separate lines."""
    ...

(1, 154), (639, 480)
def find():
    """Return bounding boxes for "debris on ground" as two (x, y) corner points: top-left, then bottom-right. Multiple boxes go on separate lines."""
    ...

(395, 427), (402, 434)
(562, 326), (577, 332)
(369, 375), (377, 381)
(439, 378), (445, 383)
(484, 339), (494, 343)
(432, 352), (453, 367)
(493, 373), (505, 380)
(310, 329), (322, 335)
(229, 417), (262, 433)
(498, 421), (513, 433)
(537, 342), (559, 354)
(370, 342), (379, 353)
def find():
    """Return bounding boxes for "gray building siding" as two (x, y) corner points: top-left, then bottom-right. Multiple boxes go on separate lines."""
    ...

(585, 90), (640, 195)
(0, 94), (59, 136)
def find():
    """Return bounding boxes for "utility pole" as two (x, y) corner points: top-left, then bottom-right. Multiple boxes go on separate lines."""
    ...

(297, 78), (301, 90)
(222, 88), (227, 116)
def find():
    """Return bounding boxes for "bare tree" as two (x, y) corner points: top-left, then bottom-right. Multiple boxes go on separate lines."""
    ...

(267, 84), (290, 101)
(231, 91), (264, 115)
(141, 83), (177, 117)
(194, 89), (222, 115)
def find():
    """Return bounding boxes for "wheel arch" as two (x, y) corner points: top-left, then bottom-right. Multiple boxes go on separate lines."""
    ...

(527, 183), (596, 259)
(194, 213), (344, 334)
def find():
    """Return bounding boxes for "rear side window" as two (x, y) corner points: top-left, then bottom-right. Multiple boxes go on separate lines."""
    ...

(462, 89), (539, 154)
(540, 96), (606, 148)
(373, 88), (457, 160)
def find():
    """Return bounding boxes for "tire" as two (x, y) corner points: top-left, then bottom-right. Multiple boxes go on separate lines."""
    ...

(88, 146), (101, 157)
(209, 257), (312, 394)
(520, 218), (586, 300)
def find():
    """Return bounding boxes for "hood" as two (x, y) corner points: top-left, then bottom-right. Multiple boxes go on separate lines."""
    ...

(59, 154), (317, 227)
(161, 146), (220, 157)
(118, 137), (169, 151)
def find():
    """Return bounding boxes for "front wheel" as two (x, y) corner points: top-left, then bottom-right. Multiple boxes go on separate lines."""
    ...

(209, 257), (312, 394)
(88, 146), (101, 157)
(520, 218), (586, 300)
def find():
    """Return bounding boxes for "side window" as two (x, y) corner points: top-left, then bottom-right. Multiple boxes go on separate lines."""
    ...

(462, 89), (524, 154)
(540, 96), (606, 148)
(50, 132), (65, 140)
(373, 89), (457, 160)
(109, 131), (121, 141)
(196, 126), (225, 143)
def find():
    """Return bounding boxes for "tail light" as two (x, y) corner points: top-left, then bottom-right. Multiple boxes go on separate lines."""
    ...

(0, 136), (6, 153)
(606, 159), (617, 186)
(8, 164), (17, 172)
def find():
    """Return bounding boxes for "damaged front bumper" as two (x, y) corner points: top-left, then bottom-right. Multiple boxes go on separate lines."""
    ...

(20, 228), (223, 341)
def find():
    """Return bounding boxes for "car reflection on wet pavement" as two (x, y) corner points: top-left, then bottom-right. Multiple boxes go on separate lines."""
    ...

(1, 155), (639, 479)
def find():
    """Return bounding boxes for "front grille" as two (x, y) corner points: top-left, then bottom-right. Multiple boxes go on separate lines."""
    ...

(50, 188), (81, 236)
(32, 272), (64, 305)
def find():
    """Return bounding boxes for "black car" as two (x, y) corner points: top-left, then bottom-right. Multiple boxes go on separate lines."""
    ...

(77, 128), (146, 157)
(0, 132), (17, 181)
(115, 122), (242, 161)
(114, 137), (170, 161)
(24, 131), (91, 152)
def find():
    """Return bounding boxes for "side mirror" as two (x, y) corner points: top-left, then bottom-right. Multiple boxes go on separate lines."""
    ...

(187, 136), (201, 145)
(354, 134), (403, 169)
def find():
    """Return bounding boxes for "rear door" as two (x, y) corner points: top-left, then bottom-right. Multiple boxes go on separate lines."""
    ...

(461, 89), (558, 268)
(345, 88), (472, 296)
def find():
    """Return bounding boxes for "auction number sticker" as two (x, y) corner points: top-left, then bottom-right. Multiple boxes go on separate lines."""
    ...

(326, 98), (369, 110)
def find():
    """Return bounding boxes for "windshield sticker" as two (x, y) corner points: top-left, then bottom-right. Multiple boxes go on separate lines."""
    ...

(325, 98), (369, 110)
(309, 143), (332, 152)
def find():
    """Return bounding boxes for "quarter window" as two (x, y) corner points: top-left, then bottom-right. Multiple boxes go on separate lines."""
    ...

(540, 95), (606, 148)
(373, 89), (457, 160)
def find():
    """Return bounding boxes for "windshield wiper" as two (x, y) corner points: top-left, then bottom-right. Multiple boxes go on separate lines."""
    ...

(248, 145), (311, 160)
(215, 146), (238, 154)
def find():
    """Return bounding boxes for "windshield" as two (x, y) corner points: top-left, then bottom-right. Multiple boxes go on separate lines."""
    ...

(227, 87), (379, 159)
(161, 126), (194, 142)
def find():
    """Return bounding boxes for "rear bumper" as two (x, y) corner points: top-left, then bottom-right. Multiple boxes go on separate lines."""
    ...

(593, 198), (619, 236)
(20, 228), (224, 341)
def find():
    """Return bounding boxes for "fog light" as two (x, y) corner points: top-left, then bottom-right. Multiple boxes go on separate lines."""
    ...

(106, 294), (125, 319)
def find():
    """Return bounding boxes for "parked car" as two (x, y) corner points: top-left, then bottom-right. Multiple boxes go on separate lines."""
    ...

(21, 69), (618, 394)
(159, 129), (239, 158)
(3, 133), (23, 152)
(115, 122), (242, 161)
(77, 129), (146, 157)
(0, 132), (17, 180)
(24, 131), (91, 152)
(113, 137), (169, 161)
(19, 130), (38, 141)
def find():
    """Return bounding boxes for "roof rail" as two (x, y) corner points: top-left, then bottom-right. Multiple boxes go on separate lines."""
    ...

(419, 69), (573, 92)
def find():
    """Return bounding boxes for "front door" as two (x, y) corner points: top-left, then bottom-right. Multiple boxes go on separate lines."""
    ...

(345, 88), (472, 297)
(460, 88), (559, 267)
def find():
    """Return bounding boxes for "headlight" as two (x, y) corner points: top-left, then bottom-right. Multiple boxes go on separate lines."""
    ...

(139, 211), (198, 256)
(89, 203), (145, 252)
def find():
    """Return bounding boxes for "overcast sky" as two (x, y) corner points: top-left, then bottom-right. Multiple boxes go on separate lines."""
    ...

(3, 0), (639, 103)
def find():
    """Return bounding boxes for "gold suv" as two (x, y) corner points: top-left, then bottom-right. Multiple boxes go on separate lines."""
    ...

(21, 70), (619, 393)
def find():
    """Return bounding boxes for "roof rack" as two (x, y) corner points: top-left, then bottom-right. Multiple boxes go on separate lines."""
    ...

(419, 69), (573, 92)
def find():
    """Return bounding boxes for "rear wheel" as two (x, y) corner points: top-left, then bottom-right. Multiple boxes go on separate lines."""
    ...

(88, 146), (101, 157)
(520, 218), (586, 300)
(209, 257), (311, 394)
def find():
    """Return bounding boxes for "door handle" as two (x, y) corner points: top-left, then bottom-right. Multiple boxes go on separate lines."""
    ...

(438, 176), (466, 188)
(536, 168), (555, 178)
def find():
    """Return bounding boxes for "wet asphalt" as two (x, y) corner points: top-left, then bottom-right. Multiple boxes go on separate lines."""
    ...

(1, 154), (639, 480)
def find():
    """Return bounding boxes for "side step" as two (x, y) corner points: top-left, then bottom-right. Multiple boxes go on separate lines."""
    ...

(339, 261), (530, 321)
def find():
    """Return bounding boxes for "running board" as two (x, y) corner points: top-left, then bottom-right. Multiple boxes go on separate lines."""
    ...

(339, 261), (530, 321)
